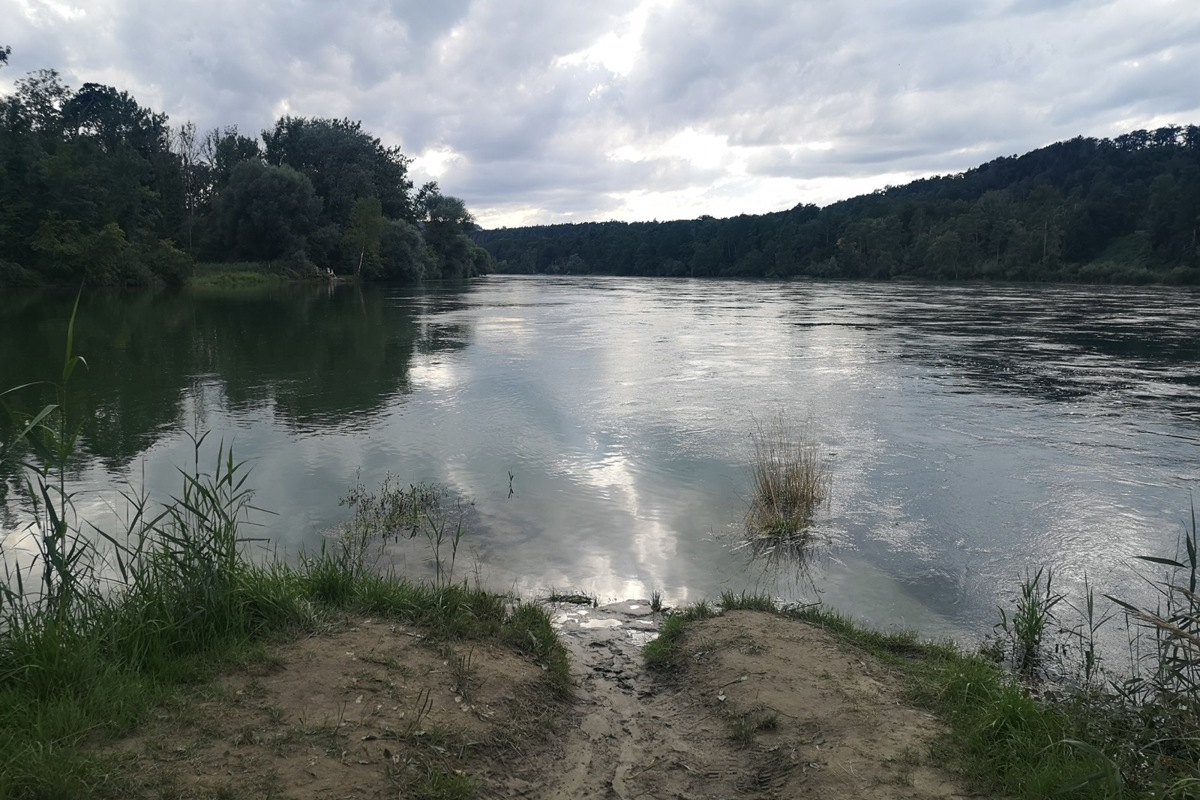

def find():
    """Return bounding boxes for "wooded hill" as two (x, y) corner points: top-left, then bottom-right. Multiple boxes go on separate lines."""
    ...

(0, 53), (491, 287)
(477, 127), (1200, 284)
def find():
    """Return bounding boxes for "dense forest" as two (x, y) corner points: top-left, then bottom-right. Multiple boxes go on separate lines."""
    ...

(478, 127), (1200, 285)
(0, 50), (492, 287)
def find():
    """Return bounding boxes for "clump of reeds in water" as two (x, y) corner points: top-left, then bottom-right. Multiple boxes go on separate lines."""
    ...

(744, 414), (830, 539)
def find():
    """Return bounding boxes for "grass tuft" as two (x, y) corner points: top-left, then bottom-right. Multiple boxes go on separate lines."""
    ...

(719, 590), (777, 612)
(643, 601), (718, 671)
(543, 588), (598, 607)
(649, 589), (663, 613)
(730, 707), (779, 746)
(989, 567), (1064, 677)
(745, 413), (830, 539)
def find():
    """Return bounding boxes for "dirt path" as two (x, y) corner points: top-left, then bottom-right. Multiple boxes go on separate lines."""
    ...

(533, 602), (978, 799)
(101, 604), (984, 799)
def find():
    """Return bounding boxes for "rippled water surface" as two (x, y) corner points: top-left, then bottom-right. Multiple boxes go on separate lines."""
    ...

(3, 277), (1199, 644)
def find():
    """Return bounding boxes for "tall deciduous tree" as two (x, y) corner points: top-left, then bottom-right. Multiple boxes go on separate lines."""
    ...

(209, 161), (321, 261)
(61, 83), (169, 157)
(263, 117), (413, 226)
(171, 122), (206, 252)
(418, 184), (489, 280)
(201, 126), (262, 189)
(343, 196), (385, 275)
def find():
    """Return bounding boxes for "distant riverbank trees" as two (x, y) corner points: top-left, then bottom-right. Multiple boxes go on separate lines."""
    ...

(477, 127), (1200, 285)
(0, 50), (492, 287)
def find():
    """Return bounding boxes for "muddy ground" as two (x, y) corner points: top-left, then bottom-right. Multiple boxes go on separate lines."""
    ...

(104, 603), (985, 799)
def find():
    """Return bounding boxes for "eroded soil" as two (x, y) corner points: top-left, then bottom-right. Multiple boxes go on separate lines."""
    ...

(102, 605), (985, 799)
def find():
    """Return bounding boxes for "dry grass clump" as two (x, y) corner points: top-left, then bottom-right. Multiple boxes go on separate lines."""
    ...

(744, 413), (830, 539)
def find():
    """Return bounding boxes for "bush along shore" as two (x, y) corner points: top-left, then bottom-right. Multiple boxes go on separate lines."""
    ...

(3, 312), (1199, 799)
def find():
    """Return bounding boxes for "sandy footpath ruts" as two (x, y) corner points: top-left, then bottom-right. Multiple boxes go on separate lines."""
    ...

(527, 602), (982, 799)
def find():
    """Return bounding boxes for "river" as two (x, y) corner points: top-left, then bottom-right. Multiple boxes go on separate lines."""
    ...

(2, 277), (1198, 646)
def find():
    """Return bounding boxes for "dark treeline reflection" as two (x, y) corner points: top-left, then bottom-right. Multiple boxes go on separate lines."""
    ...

(0, 284), (472, 473)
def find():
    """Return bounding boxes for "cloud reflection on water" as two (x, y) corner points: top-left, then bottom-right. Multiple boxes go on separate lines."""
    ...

(4, 278), (1199, 653)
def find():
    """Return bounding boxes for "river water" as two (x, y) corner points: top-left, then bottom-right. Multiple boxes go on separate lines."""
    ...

(2, 277), (1198, 645)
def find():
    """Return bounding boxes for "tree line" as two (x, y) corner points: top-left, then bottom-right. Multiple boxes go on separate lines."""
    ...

(0, 51), (492, 287)
(477, 127), (1200, 285)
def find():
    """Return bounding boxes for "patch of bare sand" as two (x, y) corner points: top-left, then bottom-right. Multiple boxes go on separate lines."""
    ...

(104, 618), (553, 799)
(102, 608), (986, 799)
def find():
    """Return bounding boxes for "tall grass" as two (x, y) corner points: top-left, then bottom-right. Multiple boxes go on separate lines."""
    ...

(990, 567), (1065, 677)
(1099, 499), (1200, 797)
(744, 413), (830, 539)
(333, 476), (469, 590)
(978, 500), (1200, 797)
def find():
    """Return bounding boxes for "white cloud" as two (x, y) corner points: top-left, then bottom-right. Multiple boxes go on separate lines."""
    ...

(15, 0), (85, 25)
(2, 0), (1198, 227)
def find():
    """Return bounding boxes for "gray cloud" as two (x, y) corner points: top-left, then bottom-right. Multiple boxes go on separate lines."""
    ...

(2, 0), (1197, 226)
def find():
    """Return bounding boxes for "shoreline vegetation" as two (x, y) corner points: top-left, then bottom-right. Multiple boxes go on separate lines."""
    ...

(185, 261), (353, 290)
(744, 412), (831, 541)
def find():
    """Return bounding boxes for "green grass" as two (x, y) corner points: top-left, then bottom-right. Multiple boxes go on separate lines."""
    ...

(719, 589), (778, 612)
(643, 601), (717, 670)
(988, 567), (1065, 677)
(187, 259), (346, 289)
(188, 270), (289, 289)
(783, 604), (1147, 798)
(543, 588), (598, 607)
(186, 261), (294, 290)
(403, 768), (477, 800)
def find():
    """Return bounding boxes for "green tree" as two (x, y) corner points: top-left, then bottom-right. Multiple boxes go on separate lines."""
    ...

(263, 117), (413, 226)
(419, 185), (490, 279)
(201, 126), (262, 190)
(343, 196), (385, 275)
(209, 161), (321, 261)
(61, 83), (169, 157)
(375, 219), (436, 282)
(10, 69), (71, 137)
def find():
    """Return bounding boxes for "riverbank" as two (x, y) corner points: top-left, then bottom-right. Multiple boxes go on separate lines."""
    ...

(1, 445), (1196, 798)
(57, 587), (1161, 800)
(1, 513), (1193, 800)
(90, 601), (985, 800)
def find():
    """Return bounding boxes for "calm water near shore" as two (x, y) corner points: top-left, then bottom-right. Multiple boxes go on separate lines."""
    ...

(2, 277), (1198, 645)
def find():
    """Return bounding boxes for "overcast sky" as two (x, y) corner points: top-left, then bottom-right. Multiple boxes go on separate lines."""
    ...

(4, 0), (1199, 228)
